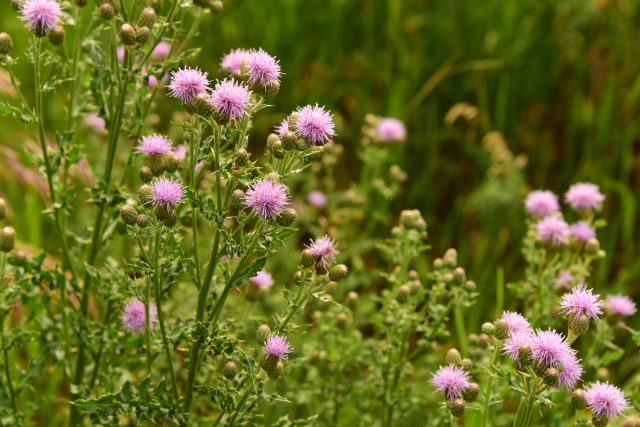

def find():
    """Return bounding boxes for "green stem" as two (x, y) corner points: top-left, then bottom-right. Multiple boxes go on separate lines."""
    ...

(481, 340), (500, 427)
(513, 391), (535, 427)
(0, 255), (17, 417)
(144, 259), (153, 374)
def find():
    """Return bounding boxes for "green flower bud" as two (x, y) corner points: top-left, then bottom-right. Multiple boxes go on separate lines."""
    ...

(461, 358), (473, 370)
(0, 33), (13, 55)
(276, 208), (297, 227)
(346, 291), (358, 308)
(136, 213), (150, 227)
(138, 184), (153, 203)
(267, 133), (280, 148)
(271, 139), (284, 159)
(281, 131), (298, 150)
(396, 285), (411, 303)
(223, 360), (237, 379)
(585, 238), (600, 255)
(329, 264), (348, 281)
(157, 208), (177, 227)
(300, 249), (317, 268)
(408, 280), (422, 294)
(465, 280), (477, 291)
(446, 348), (462, 366)
(571, 389), (587, 410)
(481, 322), (495, 336)
(99, 2), (115, 20)
(433, 258), (443, 269)
(256, 324), (271, 343)
(9, 250), (26, 267)
(443, 248), (458, 268)
(336, 312), (349, 329)
(463, 383), (480, 402)
(139, 7), (156, 27)
(120, 204), (138, 225)
(592, 416), (608, 427)
(139, 166), (153, 183)
(493, 319), (509, 340)
(119, 23), (136, 45)
(136, 25), (151, 44)
(0, 226), (16, 252)
(570, 314), (590, 336)
(164, 153), (180, 174)
(231, 189), (245, 209)
(453, 267), (465, 285)
(448, 398), (465, 417)
(211, 0), (223, 12)
(188, 92), (214, 117)
(48, 26), (65, 46)
(543, 367), (559, 387)
(234, 148), (249, 167)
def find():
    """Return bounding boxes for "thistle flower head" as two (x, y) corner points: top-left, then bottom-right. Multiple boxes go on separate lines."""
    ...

(83, 113), (106, 134)
(501, 311), (532, 336)
(584, 382), (628, 420)
(245, 48), (281, 85)
(275, 118), (289, 138)
(151, 178), (185, 210)
(168, 67), (210, 104)
(20, 0), (62, 36)
(306, 235), (338, 269)
(151, 41), (171, 61)
(529, 329), (573, 368)
(121, 299), (157, 333)
(264, 335), (292, 360)
(558, 351), (583, 389)
(210, 79), (250, 121)
(294, 104), (336, 146)
(220, 48), (249, 74)
(524, 190), (559, 217)
(307, 190), (327, 209)
(555, 270), (574, 290)
(375, 117), (406, 143)
(569, 222), (596, 242)
(560, 283), (602, 320)
(431, 365), (471, 400)
(173, 145), (187, 161)
(136, 134), (173, 157)
(604, 295), (637, 317)
(502, 331), (532, 361)
(245, 179), (289, 219)
(250, 270), (273, 288)
(565, 183), (605, 212)
(536, 216), (570, 246)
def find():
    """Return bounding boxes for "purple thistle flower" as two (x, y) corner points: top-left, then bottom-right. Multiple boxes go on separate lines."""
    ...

(20, 0), (62, 36)
(151, 178), (185, 210)
(569, 221), (596, 242)
(275, 118), (289, 138)
(565, 182), (605, 212)
(524, 190), (560, 217)
(121, 299), (157, 333)
(245, 48), (281, 86)
(264, 335), (292, 360)
(536, 216), (570, 246)
(604, 295), (637, 317)
(502, 331), (532, 361)
(173, 145), (187, 162)
(244, 179), (289, 219)
(294, 104), (336, 146)
(560, 283), (602, 321)
(431, 365), (471, 400)
(529, 329), (573, 368)
(584, 382), (628, 421)
(307, 190), (327, 209)
(168, 67), (210, 104)
(136, 134), (173, 157)
(250, 270), (273, 288)
(83, 113), (106, 134)
(151, 41), (171, 61)
(554, 270), (574, 290)
(209, 79), (250, 121)
(558, 351), (583, 389)
(306, 235), (338, 269)
(220, 48), (249, 74)
(501, 311), (532, 336)
(375, 118), (406, 143)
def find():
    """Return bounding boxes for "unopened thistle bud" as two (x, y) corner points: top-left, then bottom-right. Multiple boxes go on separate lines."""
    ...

(189, 92), (214, 116)
(453, 267), (465, 285)
(329, 264), (348, 281)
(481, 322), (495, 336)
(571, 389), (587, 410)
(281, 131), (298, 150)
(448, 398), (465, 417)
(231, 189), (245, 209)
(463, 383), (480, 402)
(119, 23), (136, 45)
(408, 280), (422, 294)
(276, 208), (297, 227)
(136, 25), (151, 44)
(443, 248), (458, 268)
(493, 319), (509, 340)
(336, 312), (348, 329)
(446, 348), (462, 366)
(433, 258), (443, 269)
(48, 26), (65, 46)
(543, 367), (559, 387)
(267, 133), (280, 148)
(346, 291), (358, 308)
(120, 204), (138, 225)
(260, 79), (280, 98)
(0, 33), (13, 55)
(139, 7), (156, 27)
(592, 416), (608, 427)
(256, 324), (271, 342)
(271, 139), (284, 159)
(138, 184), (153, 202)
(223, 360), (237, 379)
(300, 249), (316, 268)
(140, 166), (153, 183)
(99, 2), (115, 20)
(461, 358), (473, 370)
(211, 0), (223, 12)
(136, 213), (150, 227)
(0, 226), (16, 252)
(570, 314), (590, 336)
(585, 238), (600, 255)
(164, 153), (180, 173)
(234, 148), (249, 167)
(396, 285), (411, 303)
(9, 251), (26, 267)
(465, 280), (477, 291)
(156, 208), (177, 227)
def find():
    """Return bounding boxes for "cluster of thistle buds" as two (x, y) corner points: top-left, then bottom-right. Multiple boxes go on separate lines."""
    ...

(116, 6), (157, 46)
(432, 349), (480, 417)
(432, 249), (476, 292)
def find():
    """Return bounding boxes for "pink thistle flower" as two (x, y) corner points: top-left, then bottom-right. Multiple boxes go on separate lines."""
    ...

(524, 190), (560, 217)
(275, 118), (289, 138)
(209, 79), (250, 121)
(121, 299), (157, 333)
(502, 331), (532, 361)
(151, 41), (171, 61)
(245, 179), (289, 219)
(375, 117), (406, 143)
(529, 329), (572, 368)
(569, 222), (596, 242)
(168, 67), (210, 104)
(117, 46), (125, 63)
(584, 382), (628, 421)
(555, 270), (574, 290)
(220, 48), (249, 74)
(565, 183), (605, 212)
(307, 191), (327, 209)
(20, 0), (62, 36)
(294, 104), (336, 146)
(83, 113), (106, 134)
(536, 216), (570, 246)
(560, 283), (602, 321)
(151, 178), (185, 210)
(501, 311), (532, 335)
(173, 145), (187, 162)
(250, 270), (273, 288)
(604, 295), (637, 317)
(136, 134), (173, 157)
(264, 335), (292, 360)
(431, 365), (471, 400)
(306, 235), (338, 269)
(558, 351), (583, 389)
(245, 48), (281, 85)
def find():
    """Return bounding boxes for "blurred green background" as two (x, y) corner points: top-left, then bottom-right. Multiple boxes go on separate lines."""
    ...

(1, 0), (640, 334)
